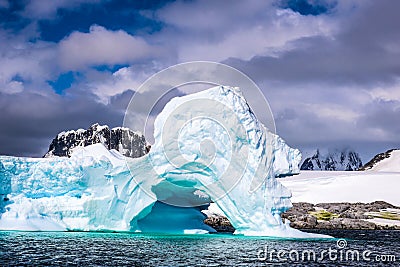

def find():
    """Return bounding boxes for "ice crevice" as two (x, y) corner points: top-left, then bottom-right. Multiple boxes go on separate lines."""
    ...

(0, 86), (329, 238)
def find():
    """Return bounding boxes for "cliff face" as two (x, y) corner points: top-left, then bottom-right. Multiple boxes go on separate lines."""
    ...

(44, 123), (150, 158)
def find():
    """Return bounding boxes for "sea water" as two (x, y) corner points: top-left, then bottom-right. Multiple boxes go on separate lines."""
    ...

(0, 230), (398, 266)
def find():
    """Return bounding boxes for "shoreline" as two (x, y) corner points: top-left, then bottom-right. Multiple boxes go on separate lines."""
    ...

(204, 201), (400, 232)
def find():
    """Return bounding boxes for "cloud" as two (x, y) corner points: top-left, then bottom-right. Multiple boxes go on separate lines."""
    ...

(209, 0), (400, 159)
(0, 27), (58, 95)
(0, 80), (24, 94)
(155, 0), (336, 62)
(357, 99), (400, 142)
(227, 0), (400, 86)
(369, 82), (400, 102)
(83, 61), (170, 103)
(0, 0), (9, 9)
(0, 0), (399, 160)
(0, 89), (125, 157)
(58, 25), (163, 70)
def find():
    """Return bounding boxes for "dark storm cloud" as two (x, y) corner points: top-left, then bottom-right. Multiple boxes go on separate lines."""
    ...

(109, 89), (135, 111)
(229, 0), (400, 87)
(357, 99), (400, 140)
(0, 90), (126, 157)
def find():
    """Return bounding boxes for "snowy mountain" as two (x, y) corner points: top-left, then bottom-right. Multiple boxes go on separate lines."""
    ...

(360, 149), (400, 172)
(44, 123), (150, 158)
(300, 149), (363, 171)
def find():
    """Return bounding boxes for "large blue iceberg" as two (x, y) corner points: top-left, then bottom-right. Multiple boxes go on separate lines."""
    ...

(0, 86), (325, 238)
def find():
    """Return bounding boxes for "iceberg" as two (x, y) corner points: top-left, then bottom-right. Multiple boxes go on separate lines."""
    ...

(0, 86), (327, 238)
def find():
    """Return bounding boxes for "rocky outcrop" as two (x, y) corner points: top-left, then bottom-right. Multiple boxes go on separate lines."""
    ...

(204, 216), (235, 232)
(282, 201), (400, 230)
(44, 123), (150, 158)
(313, 218), (377, 230)
(204, 201), (400, 232)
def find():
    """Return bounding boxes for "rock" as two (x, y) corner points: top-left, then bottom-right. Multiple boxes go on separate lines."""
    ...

(288, 214), (317, 229)
(305, 215), (317, 226)
(339, 218), (376, 230)
(281, 201), (399, 230)
(204, 201), (399, 232)
(369, 200), (397, 210)
(290, 221), (309, 229)
(44, 123), (149, 158)
(339, 211), (370, 219)
(315, 220), (333, 229)
(204, 216), (235, 232)
(316, 202), (351, 214)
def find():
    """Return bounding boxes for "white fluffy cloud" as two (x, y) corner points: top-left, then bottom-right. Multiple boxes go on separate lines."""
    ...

(0, 28), (57, 95)
(87, 65), (158, 103)
(0, 80), (24, 94)
(58, 25), (162, 70)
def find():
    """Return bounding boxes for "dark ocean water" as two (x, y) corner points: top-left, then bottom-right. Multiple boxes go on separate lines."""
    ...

(0, 230), (398, 266)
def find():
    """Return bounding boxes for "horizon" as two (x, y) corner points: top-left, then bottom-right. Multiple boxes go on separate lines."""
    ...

(0, 0), (399, 162)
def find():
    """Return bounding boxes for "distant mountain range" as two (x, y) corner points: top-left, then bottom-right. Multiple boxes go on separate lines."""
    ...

(44, 124), (398, 173)
(44, 123), (150, 158)
(300, 149), (363, 171)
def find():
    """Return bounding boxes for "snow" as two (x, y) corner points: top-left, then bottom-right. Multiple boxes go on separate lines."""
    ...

(57, 131), (66, 139)
(112, 126), (143, 136)
(280, 171), (400, 206)
(0, 86), (325, 238)
(370, 150), (400, 172)
(96, 125), (109, 131)
(202, 203), (225, 217)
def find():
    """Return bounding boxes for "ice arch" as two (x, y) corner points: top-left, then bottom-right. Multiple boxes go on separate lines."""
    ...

(0, 86), (326, 238)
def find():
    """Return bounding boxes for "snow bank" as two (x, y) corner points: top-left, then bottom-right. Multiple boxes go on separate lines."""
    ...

(280, 171), (400, 206)
(370, 150), (400, 172)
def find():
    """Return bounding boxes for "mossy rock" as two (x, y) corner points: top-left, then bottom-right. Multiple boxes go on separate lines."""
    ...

(309, 210), (339, 221)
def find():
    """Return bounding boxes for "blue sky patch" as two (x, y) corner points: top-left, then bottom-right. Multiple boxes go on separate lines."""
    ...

(48, 71), (75, 94)
(38, 0), (172, 42)
(281, 0), (336, 16)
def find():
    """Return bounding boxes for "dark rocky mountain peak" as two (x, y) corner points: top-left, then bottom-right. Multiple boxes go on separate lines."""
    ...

(44, 123), (150, 158)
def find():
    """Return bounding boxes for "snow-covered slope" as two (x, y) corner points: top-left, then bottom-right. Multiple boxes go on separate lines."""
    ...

(300, 149), (362, 171)
(280, 171), (400, 206)
(0, 86), (322, 238)
(360, 149), (400, 172)
(44, 123), (149, 158)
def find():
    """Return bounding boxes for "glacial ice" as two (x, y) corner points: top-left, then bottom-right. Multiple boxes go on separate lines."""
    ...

(0, 86), (327, 238)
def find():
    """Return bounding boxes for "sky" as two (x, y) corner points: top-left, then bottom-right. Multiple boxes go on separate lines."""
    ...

(0, 0), (399, 162)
